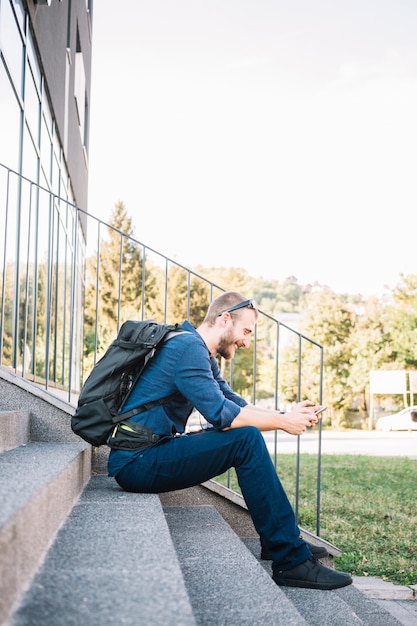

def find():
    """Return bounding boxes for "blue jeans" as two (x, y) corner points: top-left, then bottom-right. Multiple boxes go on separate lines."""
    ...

(115, 426), (312, 570)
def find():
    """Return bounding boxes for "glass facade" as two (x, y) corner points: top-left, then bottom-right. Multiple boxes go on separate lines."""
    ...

(0, 0), (77, 201)
(0, 0), (90, 398)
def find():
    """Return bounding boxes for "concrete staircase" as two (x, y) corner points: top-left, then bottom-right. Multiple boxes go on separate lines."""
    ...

(0, 368), (406, 625)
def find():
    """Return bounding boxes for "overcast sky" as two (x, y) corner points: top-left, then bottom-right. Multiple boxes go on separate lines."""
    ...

(88, 0), (417, 296)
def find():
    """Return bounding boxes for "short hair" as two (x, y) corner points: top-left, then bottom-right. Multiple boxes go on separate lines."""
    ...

(203, 291), (258, 326)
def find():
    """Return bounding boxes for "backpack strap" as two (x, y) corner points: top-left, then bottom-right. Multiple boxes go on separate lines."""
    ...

(119, 391), (179, 420)
(117, 328), (191, 420)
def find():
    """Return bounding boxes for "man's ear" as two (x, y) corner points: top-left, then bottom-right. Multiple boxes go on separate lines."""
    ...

(217, 312), (231, 326)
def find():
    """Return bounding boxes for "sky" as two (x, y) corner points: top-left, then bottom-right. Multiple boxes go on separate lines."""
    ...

(88, 0), (417, 297)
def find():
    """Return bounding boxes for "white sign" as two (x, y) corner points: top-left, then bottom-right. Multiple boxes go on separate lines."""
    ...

(370, 370), (407, 394)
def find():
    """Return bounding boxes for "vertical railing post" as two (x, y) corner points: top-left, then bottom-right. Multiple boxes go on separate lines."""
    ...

(117, 234), (123, 328)
(93, 222), (101, 365)
(0, 170), (11, 366)
(44, 193), (55, 389)
(21, 182), (33, 376)
(68, 207), (78, 402)
(316, 345), (325, 536)
(141, 245), (147, 321)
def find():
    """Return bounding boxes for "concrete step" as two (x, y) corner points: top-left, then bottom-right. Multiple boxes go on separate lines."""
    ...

(0, 410), (30, 452)
(163, 505), (308, 625)
(7, 476), (196, 626)
(242, 537), (404, 626)
(0, 442), (91, 625)
(0, 371), (107, 476)
(165, 506), (405, 626)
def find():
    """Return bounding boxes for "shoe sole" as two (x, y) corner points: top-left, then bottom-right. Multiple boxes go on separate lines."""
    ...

(273, 576), (352, 590)
(261, 550), (329, 561)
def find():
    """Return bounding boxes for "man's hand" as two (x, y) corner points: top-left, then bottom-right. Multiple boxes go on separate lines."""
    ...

(280, 401), (324, 435)
(228, 400), (325, 433)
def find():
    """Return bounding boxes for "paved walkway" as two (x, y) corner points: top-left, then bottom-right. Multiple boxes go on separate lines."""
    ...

(353, 576), (417, 625)
(263, 430), (417, 458)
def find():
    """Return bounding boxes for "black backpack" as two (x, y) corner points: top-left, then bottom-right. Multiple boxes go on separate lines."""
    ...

(71, 320), (184, 447)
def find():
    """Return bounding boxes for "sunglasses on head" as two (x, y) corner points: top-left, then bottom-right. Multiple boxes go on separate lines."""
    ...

(218, 299), (257, 316)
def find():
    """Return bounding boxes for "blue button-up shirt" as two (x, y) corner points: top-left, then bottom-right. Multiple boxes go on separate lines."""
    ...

(107, 320), (247, 476)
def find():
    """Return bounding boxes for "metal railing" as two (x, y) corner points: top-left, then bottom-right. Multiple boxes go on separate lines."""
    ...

(0, 162), (325, 535)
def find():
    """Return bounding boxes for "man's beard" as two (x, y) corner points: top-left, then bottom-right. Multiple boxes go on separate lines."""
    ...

(217, 327), (237, 360)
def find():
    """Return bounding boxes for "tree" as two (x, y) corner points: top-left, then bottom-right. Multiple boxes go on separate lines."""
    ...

(298, 290), (356, 427)
(348, 296), (393, 412)
(163, 264), (212, 325)
(386, 274), (417, 369)
(83, 201), (160, 368)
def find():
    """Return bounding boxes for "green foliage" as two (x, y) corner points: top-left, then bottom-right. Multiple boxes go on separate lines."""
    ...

(223, 345), (256, 399)
(288, 286), (417, 427)
(165, 266), (212, 326)
(386, 274), (417, 368)
(299, 291), (357, 426)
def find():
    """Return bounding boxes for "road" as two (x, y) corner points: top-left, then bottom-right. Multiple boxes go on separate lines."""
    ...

(262, 430), (417, 459)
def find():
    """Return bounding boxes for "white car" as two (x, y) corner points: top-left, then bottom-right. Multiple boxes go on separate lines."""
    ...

(375, 406), (417, 432)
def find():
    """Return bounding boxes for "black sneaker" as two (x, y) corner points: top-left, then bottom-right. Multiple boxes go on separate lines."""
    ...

(273, 557), (352, 590)
(261, 539), (329, 561)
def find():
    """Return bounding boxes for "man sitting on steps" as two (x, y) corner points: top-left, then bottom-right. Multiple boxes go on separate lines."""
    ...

(108, 291), (352, 590)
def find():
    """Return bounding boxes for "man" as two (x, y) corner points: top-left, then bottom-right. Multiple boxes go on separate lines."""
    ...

(108, 291), (352, 590)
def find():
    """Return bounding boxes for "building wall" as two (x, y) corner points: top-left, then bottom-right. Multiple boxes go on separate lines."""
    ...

(25, 0), (93, 210)
(0, 0), (93, 392)
(0, 0), (93, 211)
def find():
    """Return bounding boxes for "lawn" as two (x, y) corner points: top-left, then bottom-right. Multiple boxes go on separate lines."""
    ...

(215, 454), (417, 586)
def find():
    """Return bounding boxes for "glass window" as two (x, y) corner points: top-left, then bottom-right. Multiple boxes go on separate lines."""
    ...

(24, 63), (41, 149)
(0, 0), (86, 392)
(11, 0), (25, 35)
(51, 140), (61, 196)
(74, 51), (86, 144)
(40, 93), (54, 187)
(26, 27), (41, 94)
(0, 0), (24, 98)
(40, 112), (53, 187)
(21, 122), (39, 183)
(0, 60), (21, 171)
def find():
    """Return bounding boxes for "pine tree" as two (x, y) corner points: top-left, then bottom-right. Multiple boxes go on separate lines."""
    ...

(83, 201), (160, 368)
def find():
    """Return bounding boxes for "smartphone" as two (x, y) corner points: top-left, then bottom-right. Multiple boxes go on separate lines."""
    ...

(314, 406), (327, 415)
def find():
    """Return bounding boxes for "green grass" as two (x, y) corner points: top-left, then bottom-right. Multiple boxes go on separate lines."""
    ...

(215, 454), (417, 586)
